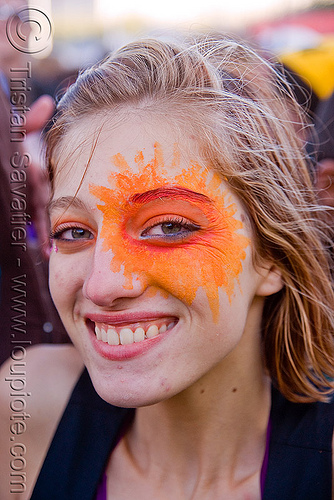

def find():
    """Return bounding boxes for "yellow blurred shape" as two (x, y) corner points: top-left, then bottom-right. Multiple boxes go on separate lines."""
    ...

(280, 37), (334, 99)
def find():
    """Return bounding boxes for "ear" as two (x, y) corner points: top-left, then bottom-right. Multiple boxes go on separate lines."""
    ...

(315, 159), (334, 207)
(256, 263), (283, 297)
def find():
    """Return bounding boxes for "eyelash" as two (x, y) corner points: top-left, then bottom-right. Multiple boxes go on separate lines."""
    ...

(49, 216), (201, 246)
(50, 223), (94, 242)
(140, 216), (200, 240)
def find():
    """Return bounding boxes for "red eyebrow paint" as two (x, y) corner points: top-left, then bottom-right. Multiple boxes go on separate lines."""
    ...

(130, 187), (212, 205)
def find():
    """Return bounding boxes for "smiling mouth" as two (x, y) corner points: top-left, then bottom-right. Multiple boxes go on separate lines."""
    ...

(92, 318), (177, 346)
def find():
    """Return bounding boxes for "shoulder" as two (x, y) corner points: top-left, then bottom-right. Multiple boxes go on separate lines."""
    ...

(267, 388), (334, 498)
(0, 344), (84, 419)
(0, 344), (84, 500)
(263, 390), (334, 499)
(271, 388), (334, 441)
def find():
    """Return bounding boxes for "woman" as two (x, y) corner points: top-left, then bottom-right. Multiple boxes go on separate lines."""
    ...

(0, 35), (333, 500)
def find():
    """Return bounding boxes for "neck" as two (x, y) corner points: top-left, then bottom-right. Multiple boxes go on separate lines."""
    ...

(124, 334), (271, 496)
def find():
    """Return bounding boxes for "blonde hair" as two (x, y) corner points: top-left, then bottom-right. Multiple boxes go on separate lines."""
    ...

(46, 35), (334, 403)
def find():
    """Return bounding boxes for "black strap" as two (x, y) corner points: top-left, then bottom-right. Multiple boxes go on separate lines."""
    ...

(263, 387), (333, 499)
(31, 368), (133, 500)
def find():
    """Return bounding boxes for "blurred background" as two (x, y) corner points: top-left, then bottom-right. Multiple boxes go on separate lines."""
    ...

(25, 0), (334, 106)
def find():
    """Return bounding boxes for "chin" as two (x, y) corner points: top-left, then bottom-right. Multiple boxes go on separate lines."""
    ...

(87, 368), (175, 409)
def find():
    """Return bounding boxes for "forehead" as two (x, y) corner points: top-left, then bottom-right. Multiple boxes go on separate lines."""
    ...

(53, 110), (203, 194)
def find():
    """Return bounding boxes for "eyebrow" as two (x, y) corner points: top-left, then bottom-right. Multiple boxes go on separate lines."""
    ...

(48, 196), (90, 215)
(130, 187), (212, 205)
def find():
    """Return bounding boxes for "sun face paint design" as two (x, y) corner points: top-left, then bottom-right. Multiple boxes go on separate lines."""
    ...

(89, 142), (249, 321)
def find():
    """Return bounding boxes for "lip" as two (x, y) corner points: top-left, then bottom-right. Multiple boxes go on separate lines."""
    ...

(85, 312), (178, 361)
(87, 311), (175, 325)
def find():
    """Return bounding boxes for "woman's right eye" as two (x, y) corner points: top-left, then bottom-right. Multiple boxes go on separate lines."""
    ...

(51, 226), (94, 242)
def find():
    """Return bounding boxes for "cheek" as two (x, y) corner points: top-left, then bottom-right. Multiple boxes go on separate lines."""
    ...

(143, 246), (232, 312)
(49, 254), (81, 312)
(108, 230), (248, 322)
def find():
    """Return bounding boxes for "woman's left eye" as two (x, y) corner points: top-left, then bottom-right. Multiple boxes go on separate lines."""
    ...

(140, 218), (200, 239)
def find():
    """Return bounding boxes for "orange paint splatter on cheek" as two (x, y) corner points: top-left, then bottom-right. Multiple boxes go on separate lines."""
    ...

(89, 143), (249, 322)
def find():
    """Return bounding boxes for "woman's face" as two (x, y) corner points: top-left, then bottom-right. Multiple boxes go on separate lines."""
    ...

(49, 111), (276, 407)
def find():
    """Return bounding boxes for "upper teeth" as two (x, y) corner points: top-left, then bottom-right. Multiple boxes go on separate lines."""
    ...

(94, 321), (175, 346)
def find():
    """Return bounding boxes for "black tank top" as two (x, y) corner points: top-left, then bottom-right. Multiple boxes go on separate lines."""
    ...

(31, 369), (333, 499)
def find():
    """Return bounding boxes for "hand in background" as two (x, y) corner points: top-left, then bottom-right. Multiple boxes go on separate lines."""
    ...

(26, 94), (55, 134)
(24, 94), (55, 259)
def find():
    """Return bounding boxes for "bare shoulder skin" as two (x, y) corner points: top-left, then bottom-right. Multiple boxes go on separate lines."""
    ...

(0, 344), (84, 500)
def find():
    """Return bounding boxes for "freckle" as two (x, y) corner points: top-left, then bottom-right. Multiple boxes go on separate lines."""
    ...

(232, 387), (237, 393)
(200, 389), (205, 395)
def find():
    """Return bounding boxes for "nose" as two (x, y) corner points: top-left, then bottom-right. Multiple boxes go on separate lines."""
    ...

(82, 245), (146, 308)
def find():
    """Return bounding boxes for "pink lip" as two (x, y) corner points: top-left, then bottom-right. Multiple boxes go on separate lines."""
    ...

(85, 312), (178, 361)
(86, 311), (175, 326)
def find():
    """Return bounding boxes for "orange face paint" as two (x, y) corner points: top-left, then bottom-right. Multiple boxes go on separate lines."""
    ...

(89, 142), (249, 321)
